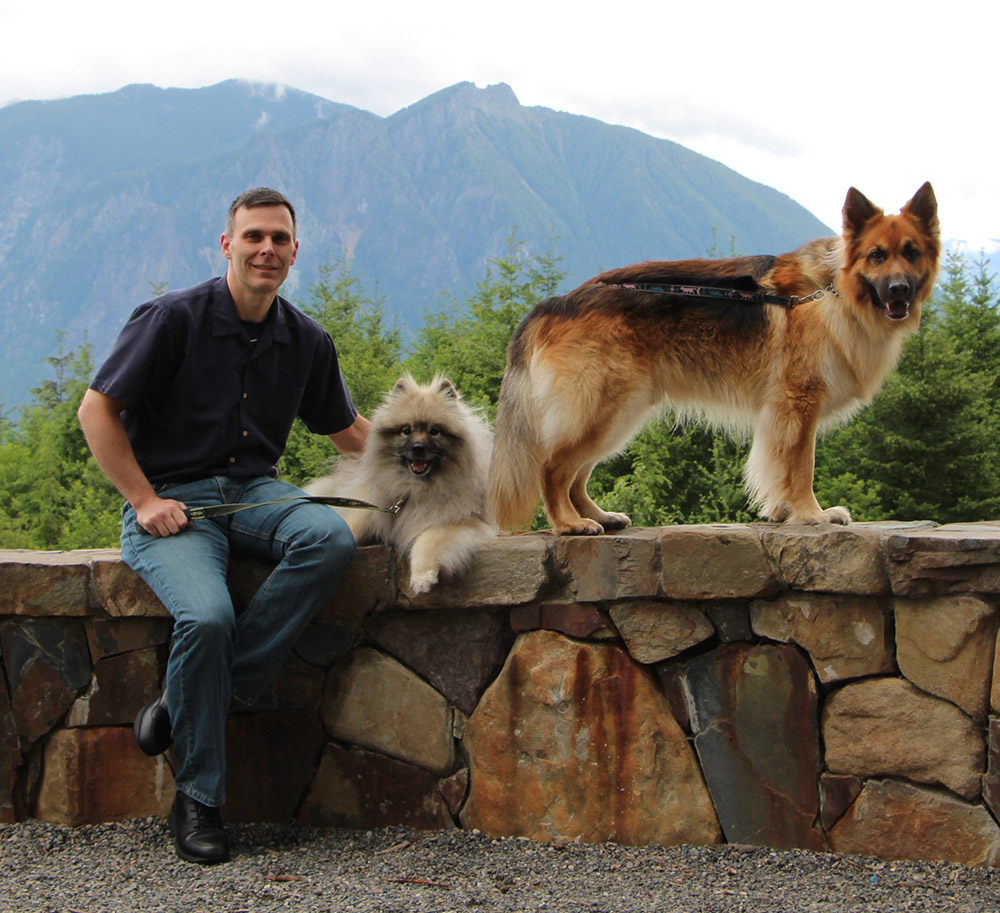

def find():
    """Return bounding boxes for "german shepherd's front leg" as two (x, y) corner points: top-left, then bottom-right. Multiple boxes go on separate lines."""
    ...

(747, 398), (851, 525)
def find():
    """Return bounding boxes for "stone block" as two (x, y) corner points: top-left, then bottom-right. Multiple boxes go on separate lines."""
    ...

(885, 523), (1000, 596)
(321, 647), (455, 776)
(750, 594), (894, 684)
(758, 525), (889, 594)
(2, 619), (92, 744)
(293, 622), (357, 667)
(401, 535), (551, 608)
(0, 676), (20, 823)
(366, 608), (514, 716)
(896, 595), (997, 721)
(984, 718), (1000, 821)
(84, 617), (172, 662)
(509, 603), (615, 639)
(829, 779), (1000, 867)
(461, 630), (721, 847)
(223, 710), (325, 823)
(820, 773), (863, 831)
(683, 643), (824, 850)
(35, 727), (173, 825)
(88, 553), (166, 617)
(553, 529), (660, 602)
(272, 653), (326, 711)
(822, 677), (985, 800)
(299, 743), (452, 830)
(610, 601), (713, 664)
(660, 526), (778, 599)
(704, 602), (753, 642)
(66, 647), (164, 727)
(0, 550), (91, 616)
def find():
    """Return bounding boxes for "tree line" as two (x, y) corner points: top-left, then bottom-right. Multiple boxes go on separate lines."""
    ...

(1, 237), (998, 550)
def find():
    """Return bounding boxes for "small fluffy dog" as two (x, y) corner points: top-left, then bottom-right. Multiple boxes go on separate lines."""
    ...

(306, 374), (494, 593)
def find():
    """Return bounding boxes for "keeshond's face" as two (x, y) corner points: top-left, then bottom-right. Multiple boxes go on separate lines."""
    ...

(372, 376), (469, 482)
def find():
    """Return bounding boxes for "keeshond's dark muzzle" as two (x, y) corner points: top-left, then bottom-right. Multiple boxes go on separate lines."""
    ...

(399, 433), (443, 477)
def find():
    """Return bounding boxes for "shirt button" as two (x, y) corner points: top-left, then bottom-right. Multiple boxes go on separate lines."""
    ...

(242, 430), (249, 437)
(229, 457), (236, 464)
(242, 393), (248, 399)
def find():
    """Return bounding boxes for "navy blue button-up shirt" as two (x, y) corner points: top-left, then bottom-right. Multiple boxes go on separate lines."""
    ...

(91, 276), (356, 485)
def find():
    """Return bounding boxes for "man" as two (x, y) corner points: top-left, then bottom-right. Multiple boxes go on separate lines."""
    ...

(78, 188), (368, 864)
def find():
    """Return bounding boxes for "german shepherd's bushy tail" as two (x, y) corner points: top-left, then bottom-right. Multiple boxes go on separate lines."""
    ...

(487, 324), (543, 530)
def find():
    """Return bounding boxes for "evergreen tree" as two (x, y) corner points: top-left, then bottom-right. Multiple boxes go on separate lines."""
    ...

(278, 258), (403, 485)
(406, 231), (564, 411)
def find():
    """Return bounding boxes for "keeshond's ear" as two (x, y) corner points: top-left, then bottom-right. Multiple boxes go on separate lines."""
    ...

(390, 375), (416, 398)
(436, 377), (459, 399)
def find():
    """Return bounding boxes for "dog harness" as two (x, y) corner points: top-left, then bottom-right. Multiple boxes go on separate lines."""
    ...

(597, 282), (827, 309)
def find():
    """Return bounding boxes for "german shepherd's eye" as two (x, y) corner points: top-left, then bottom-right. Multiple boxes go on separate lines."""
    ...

(429, 426), (442, 436)
(868, 248), (886, 264)
(400, 425), (412, 436)
(903, 242), (921, 262)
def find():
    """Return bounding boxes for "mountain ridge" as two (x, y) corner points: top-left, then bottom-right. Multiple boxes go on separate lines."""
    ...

(0, 80), (832, 408)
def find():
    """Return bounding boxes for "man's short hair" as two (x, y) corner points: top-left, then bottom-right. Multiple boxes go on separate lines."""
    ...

(225, 188), (297, 238)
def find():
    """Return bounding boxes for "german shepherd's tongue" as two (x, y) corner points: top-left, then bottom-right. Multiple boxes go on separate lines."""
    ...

(885, 298), (910, 319)
(409, 460), (430, 476)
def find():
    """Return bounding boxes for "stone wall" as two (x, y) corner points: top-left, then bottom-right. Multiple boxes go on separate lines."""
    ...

(3, 520), (1000, 867)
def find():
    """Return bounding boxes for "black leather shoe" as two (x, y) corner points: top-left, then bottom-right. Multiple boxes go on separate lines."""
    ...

(168, 791), (230, 864)
(133, 691), (172, 756)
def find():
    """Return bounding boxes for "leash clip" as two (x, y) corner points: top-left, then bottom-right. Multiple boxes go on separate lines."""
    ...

(791, 289), (826, 306)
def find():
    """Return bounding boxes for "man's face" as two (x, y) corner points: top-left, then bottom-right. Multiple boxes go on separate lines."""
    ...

(221, 204), (298, 300)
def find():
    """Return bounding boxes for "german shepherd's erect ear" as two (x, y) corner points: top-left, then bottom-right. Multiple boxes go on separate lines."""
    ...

(842, 182), (938, 241)
(902, 182), (939, 236)
(842, 187), (882, 238)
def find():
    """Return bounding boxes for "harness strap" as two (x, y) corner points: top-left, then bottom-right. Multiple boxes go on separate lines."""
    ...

(597, 281), (823, 309)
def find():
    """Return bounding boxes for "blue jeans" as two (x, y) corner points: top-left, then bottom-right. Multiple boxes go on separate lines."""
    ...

(121, 476), (356, 807)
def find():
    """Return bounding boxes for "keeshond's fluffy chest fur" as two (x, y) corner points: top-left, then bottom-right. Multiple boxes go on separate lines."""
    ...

(305, 375), (494, 593)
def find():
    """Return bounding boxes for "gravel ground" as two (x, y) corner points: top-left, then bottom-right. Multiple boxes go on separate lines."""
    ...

(3, 819), (1000, 913)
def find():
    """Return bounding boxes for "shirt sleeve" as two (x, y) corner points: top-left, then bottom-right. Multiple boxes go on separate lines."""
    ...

(90, 303), (174, 407)
(296, 330), (358, 435)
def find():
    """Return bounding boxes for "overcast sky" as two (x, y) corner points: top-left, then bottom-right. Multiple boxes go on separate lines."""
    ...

(3, 0), (996, 254)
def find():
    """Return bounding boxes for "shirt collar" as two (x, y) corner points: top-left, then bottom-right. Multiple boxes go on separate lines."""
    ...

(211, 275), (290, 345)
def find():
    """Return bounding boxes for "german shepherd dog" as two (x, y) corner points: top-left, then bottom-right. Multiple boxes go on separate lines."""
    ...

(488, 183), (940, 534)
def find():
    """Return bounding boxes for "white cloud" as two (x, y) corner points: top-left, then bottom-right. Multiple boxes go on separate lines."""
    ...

(1, 0), (996, 251)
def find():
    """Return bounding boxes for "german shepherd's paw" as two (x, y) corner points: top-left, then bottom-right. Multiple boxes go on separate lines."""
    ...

(821, 505), (852, 525)
(784, 505), (853, 525)
(555, 517), (607, 535)
(598, 511), (632, 532)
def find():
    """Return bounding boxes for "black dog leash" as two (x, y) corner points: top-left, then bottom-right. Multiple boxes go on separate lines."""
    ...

(183, 495), (406, 522)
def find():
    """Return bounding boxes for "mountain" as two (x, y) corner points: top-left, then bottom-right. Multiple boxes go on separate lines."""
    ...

(0, 79), (832, 408)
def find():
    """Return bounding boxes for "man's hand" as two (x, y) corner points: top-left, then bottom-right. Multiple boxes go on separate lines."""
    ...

(133, 495), (191, 538)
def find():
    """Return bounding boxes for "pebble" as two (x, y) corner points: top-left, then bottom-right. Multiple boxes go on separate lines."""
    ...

(2, 818), (1000, 912)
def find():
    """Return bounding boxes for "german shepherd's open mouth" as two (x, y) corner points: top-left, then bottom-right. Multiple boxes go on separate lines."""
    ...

(866, 275), (919, 320)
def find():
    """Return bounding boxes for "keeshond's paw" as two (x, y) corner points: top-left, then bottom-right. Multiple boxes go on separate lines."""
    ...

(409, 568), (440, 594)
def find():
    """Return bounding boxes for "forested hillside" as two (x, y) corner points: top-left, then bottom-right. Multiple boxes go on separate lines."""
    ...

(1, 242), (996, 549)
